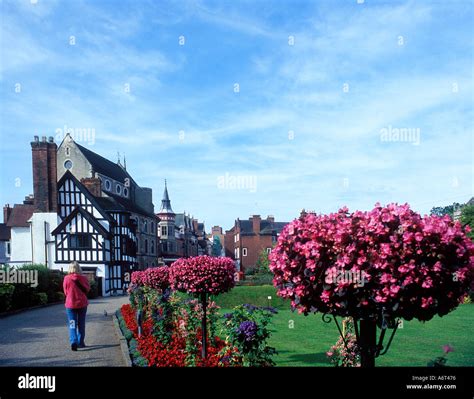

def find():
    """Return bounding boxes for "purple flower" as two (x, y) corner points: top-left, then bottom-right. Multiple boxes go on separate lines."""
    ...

(243, 304), (258, 312)
(262, 306), (278, 314)
(236, 321), (258, 342)
(223, 313), (233, 320)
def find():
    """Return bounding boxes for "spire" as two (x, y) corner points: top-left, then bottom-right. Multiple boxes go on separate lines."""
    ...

(159, 179), (174, 214)
(123, 155), (127, 170)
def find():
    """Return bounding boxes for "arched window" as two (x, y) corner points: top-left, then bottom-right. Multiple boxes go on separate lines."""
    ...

(145, 239), (148, 253)
(151, 241), (155, 254)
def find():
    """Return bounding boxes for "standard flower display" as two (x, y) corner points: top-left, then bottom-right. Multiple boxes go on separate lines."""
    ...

(269, 203), (474, 367)
(169, 255), (236, 358)
(169, 255), (236, 295)
(270, 203), (474, 321)
(131, 267), (170, 290)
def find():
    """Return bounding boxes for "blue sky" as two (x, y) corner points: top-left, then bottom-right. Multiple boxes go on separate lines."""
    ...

(0, 0), (473, 231)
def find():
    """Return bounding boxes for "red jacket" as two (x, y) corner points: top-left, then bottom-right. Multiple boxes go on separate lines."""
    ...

(63, 273), (90, 309)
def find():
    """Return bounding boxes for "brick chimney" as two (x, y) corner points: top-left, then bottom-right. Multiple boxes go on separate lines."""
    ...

(31, 136), (58, 212)
(251, 215), (261, 234)
(81, 177), (102, 197)
(3, 204), (12, 223)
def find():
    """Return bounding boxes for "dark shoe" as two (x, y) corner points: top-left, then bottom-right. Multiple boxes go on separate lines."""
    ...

(71, 343), (78, 351)
(78, 343), (86, 348)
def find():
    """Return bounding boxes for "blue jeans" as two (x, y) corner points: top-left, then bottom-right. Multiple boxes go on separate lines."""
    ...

(66, 307), (87, 346)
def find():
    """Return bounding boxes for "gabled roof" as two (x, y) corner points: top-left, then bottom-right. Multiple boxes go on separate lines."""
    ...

(51, 206), (111, 237)
(6, 204), (35, 228)
(76, 142), (133, 183)
(59, 170), (156, 219)
(58, 171), (113, 223)
(0, 223), (11, 240)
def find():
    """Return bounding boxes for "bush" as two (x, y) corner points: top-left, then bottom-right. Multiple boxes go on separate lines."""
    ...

(35, 292), (48, 306)
(54, 291), (65, 302)
(0, 284), (15, 313)
(4, 264), (66, 310)
(220, 304), (277, 367)
(88, 279), (99, 299)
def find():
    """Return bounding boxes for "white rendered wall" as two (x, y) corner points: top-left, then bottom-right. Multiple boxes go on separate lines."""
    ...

(9, 227), (32, 266)
(30, 213), (60, 268)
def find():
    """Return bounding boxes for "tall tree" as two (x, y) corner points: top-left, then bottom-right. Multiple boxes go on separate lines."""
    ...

(461, 204), (474, 239)
(430, 202), (461, 218)
(211, 236), (223, 257)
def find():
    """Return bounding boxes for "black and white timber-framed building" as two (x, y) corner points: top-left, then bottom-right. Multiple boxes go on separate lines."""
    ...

(51, 133), (158, 295)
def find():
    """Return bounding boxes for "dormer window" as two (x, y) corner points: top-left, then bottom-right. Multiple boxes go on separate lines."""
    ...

(123, 187), (129, 197)
(105, 180), (111, 191)
(116, 184), (122, 195)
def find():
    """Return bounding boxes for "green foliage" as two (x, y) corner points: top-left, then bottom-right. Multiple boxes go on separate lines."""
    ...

(220, 304), (277, 367)
(460, 204), (474, 239)
(129, 338), (148, 367)
(35, 292), (48, 306)
(326, 318), (360, 367)
(211, 236), (223, 257)
(0, 284), (15, 312)
(430, 203), (460, 218)
(255, 248), (270, 273)
(2, 264), (66, 310)
(87, 279), (99, 299)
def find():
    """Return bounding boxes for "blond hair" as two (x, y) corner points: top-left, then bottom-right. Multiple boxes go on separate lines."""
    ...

(68, 261), (83, 275)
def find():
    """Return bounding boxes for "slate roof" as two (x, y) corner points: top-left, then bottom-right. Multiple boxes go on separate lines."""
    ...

(105, 193), (157, 219)
(76, 143), (132, 183)
(238, 218), (288, 236)
(5, 204), (35, 228)
(0, 223), (11, 240)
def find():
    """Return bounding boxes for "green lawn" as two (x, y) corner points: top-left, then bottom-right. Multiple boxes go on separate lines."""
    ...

(215, 285), (474, 367)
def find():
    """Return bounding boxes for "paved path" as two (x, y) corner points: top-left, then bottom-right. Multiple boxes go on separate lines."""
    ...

(0, 296), (129, 367)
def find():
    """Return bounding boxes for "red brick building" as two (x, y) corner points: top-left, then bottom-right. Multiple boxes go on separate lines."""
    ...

(224, 215), (287, 273)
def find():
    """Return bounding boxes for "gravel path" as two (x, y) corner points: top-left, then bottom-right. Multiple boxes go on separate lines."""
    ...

(0, 296), (129, 367)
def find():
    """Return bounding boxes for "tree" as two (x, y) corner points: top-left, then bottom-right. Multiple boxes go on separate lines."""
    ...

(461, 204), (474, 239)
(255, 248), (270, 274)
(430, 203), (461, 218)
(211, 236), (223, 257)
(269, 203), (474, 367)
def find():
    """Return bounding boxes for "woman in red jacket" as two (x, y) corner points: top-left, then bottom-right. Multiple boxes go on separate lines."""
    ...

(63, 261), (90, 351)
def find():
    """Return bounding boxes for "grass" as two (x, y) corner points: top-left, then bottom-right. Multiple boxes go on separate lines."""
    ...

(216, 285), (474, 367)
(212, 285), (289, 309)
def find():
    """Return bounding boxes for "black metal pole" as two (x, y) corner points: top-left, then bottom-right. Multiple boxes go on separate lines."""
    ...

(201, 292), (207, 359)
(360, 319), (376, 367)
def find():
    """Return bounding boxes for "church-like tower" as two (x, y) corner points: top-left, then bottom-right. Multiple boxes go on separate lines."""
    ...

(157, 180), (176, 260)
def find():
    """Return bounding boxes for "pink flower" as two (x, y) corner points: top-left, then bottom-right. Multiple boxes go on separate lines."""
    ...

(269, 203), (474, 322)
(442, 344), (454, 354)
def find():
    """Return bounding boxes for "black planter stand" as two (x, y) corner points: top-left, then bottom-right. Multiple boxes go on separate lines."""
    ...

(359, 319), (376, 368)
(200, 292), (207, 359)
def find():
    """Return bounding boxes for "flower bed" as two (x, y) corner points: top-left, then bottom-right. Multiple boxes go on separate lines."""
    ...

(122, 257), (277, 367)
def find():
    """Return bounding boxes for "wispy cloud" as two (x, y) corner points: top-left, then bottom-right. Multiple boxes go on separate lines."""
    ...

(0, 0), (472, 229)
